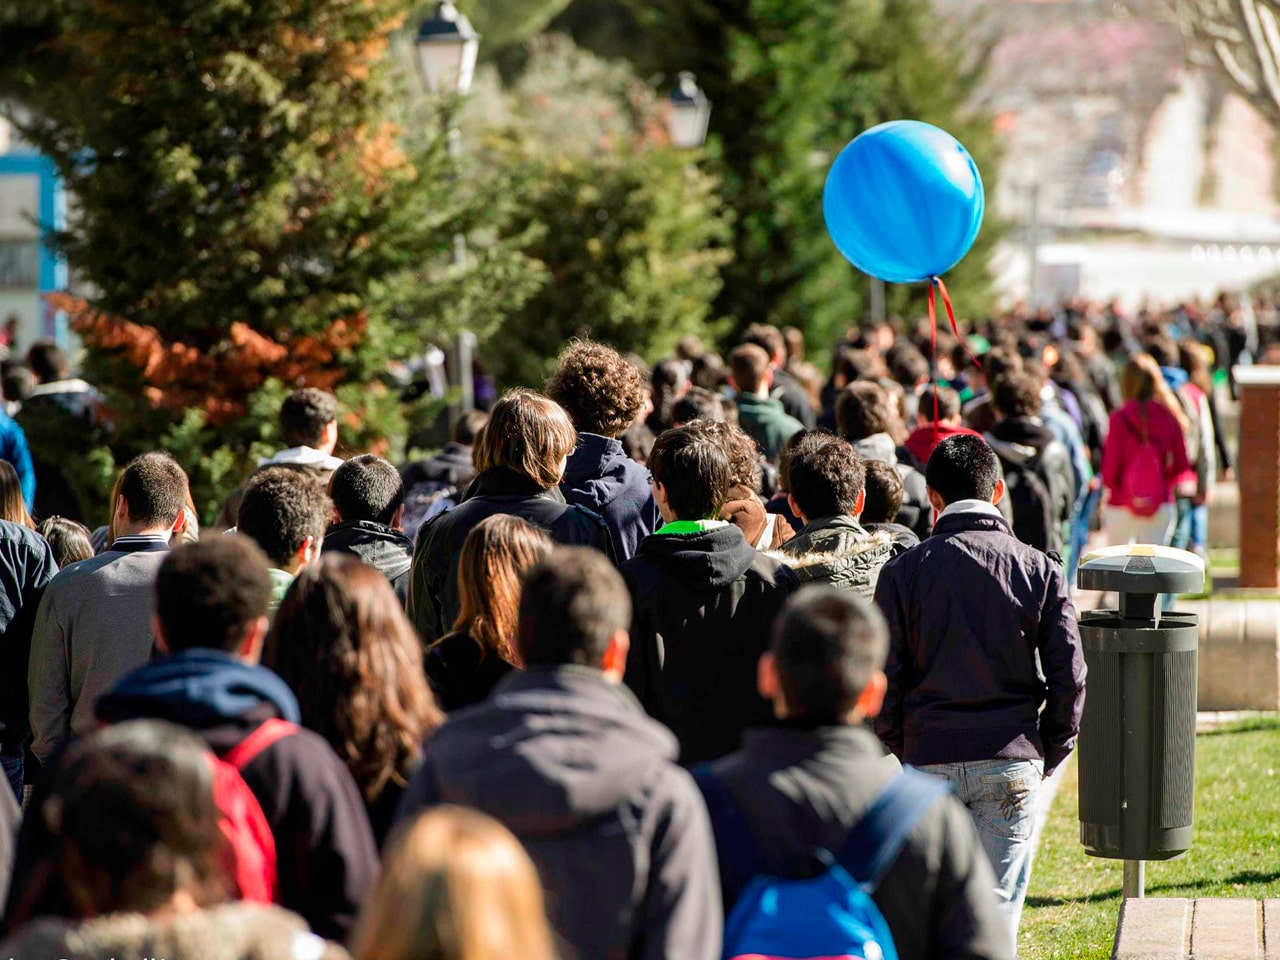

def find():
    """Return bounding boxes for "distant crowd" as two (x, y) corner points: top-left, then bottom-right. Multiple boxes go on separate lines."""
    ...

(0, 289), (1252, 959)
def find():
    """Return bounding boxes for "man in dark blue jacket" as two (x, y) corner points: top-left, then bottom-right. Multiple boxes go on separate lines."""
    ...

(546, 340), (659, 561)
(95, 536), (378, 942)
(873, 435), (1085, 951)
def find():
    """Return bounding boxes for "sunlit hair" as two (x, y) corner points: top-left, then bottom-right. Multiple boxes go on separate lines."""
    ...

(1122, 353), (1190, 433)
(352, 806), (558, 960)
(451, 515), (553, 666)
(472, 389), (577, 490)
(264, 554), (441, 803)
(0, 461), (32, 528)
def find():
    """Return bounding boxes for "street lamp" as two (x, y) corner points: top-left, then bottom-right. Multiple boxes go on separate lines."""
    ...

(414, 1), (481, 96)
(666, 72), (712, 149)
(415, 1), (481, 413)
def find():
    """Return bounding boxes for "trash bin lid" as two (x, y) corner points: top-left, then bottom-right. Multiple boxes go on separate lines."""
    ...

(1076, 545), (1205, 595)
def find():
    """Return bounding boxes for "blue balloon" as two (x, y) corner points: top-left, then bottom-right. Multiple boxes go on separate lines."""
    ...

(823, 120), (985, 284)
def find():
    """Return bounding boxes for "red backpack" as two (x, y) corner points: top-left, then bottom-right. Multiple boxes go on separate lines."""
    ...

(209, 718), (298, 903)
(1118, 408), (1167, 518)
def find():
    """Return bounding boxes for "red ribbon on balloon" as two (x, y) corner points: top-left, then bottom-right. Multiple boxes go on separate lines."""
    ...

(926, 276), (983, 444)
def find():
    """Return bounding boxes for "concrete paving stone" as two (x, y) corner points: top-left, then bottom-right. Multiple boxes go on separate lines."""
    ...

(1114, 898), (1190, 960)
(1191, 898), (1259, 960)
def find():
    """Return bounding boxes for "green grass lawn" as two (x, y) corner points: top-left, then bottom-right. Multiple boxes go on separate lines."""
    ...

(1021, 716), (1280, 960)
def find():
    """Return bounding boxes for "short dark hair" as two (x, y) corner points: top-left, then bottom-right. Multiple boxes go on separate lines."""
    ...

(788, 435), (866, 520)
(729, 343), (770, 394)
(26, 340), (69, 382)
(117, 453), (188, 528)
(671, 386), (725, 425)
(451, 410), (488, 446)
(237, 467), (331, 567)
(155, 536), (273, 654)
(982, 347), (1023, 383)
(861, 460), (904, 524)
(3, 363), (34, 404)
(517, 548), (631, 668)
(329, 455), (403, 526)
(991, 371), (1043, 419)
(926, 434), (1001, 505)
(545, 340), (648, 438)
(772, 588), (888, 722)
(280, 388), (338, 448)
(649, 424), (732, 520)
(918, 385), (961, 422)
(742, 323), (785, 362)
(886, 345), (929, 388)
(836, 381), (893, 440)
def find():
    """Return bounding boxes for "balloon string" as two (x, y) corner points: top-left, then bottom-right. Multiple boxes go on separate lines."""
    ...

(934, 276), (984, 371)
(928, 281), (939, 443)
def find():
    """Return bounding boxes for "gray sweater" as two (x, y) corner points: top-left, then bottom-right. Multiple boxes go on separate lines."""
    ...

(29, 542), (168, 766)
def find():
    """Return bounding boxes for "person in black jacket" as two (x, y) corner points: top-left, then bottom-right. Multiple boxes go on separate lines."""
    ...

(408, 389), (613, 643)
(397, 547), (721, 960)
(0, 519), (57, 800)
(697, 587), (1011, 960)
(622, 422), (799, 764)
(546, 340), (660, 562)
(873, 435), (1085, 950)
(322, 455), (414, 605)
(93, 536), (379, 942)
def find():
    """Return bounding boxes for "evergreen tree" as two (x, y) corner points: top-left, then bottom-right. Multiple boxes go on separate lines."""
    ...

(0, 0), (540, 519)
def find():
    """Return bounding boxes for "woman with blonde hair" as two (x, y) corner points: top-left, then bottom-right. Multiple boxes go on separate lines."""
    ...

(265, 554), (442, 844)
(408, 388), (614, 642)
(425, 515), (552, 711)
(352, 806), (557, 960)
(1100, 353), (1192, 546)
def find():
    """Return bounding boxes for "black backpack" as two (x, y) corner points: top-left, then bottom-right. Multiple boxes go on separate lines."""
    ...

(985, 436), (1058, 554)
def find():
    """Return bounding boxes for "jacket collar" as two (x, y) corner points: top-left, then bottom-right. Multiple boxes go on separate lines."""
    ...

(932, 508), (1015, 537)
(107, 534), (171, 554)
(464, 467), (564, 503)
(325, 518), (411, 544)
(938, 499), (1003, 521)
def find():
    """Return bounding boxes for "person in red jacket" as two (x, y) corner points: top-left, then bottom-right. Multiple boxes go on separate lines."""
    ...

(902, 384), (981, 469)
(1100, 354), (1191, 547)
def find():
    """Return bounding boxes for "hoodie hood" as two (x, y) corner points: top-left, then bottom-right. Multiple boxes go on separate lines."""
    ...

(95, 649), (301, 729)
(323, 520), (413, 581)
(256, 445), (344, 472)
(637, 522), (757, 590)
(851, 432), (899, 466)
(988, 417), (1056, 458)
(770, 516), (893, 595)
(561, 433), (648, 512)
(428, 667), (678, 835)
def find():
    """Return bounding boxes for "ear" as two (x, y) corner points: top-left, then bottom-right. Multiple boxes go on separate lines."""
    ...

(855, 671), (888, 720)
(152, 612), (170, 656)
(171, 509), (189, 537)
(992, 477), (1006, 507)
(728, 375), (739, 393)
(787, 493), (806, 527)
(331, 504), (342, 525)
(600, 630), (630, 683)
(391, 504), (405, 531)
(236, 616), (270, 665)
(927, 487), (948, 516)
(324, 420), (339, 448)
(295, 535), (318, 569)
(113, 495), (128, 525)
(854, 488), (866, 519)
(757, 651), (780, 702)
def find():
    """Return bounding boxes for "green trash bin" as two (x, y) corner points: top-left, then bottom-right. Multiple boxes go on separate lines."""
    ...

(1076, 545), (1204, 865)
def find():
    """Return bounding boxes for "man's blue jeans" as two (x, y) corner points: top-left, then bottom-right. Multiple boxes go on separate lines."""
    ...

(918, 759), (1044, 953)
(0, 753), (21, 805)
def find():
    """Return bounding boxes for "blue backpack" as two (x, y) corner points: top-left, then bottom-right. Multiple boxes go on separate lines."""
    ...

(696, 768), (950, 960)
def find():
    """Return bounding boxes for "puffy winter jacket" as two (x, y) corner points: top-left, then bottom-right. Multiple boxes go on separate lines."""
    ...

(770, 515), (893, 598)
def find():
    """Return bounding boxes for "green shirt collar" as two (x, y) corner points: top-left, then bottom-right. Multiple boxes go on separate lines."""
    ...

(655, 519), (730, 536)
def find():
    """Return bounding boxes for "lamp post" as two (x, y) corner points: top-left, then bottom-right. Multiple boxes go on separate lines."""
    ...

(666, 72), (712, 150)
(415, 1), (480, 413)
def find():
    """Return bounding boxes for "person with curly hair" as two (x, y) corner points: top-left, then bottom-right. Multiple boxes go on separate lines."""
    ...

(546, 340), (659, 561)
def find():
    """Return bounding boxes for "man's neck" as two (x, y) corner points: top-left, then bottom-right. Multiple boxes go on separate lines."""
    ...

(115, 524), (171, 539)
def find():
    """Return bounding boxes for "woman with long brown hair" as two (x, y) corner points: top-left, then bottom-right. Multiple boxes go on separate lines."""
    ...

(264, 554), (441, 844)
(408, 388), (615, 643)
(425, 515), (552, 712)
(1100, 354), (1191, 546)
(351, 806), (557, 960)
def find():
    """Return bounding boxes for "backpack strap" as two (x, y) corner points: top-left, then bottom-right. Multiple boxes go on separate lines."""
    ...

(691, 764), (769, 901)
(835, 768), (951, 891)
(224, 718), (298, 772)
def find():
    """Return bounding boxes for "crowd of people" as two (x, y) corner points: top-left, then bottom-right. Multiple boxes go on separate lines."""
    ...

(0, 290), (1249, 959)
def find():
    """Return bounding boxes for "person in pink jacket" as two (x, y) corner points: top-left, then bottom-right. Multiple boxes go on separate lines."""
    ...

(1100, 354), (1192, 546)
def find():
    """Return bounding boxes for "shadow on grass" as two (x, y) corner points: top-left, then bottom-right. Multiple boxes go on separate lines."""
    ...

(1197, 717), (1280, 737)
(1026, 868), (1280, 908)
